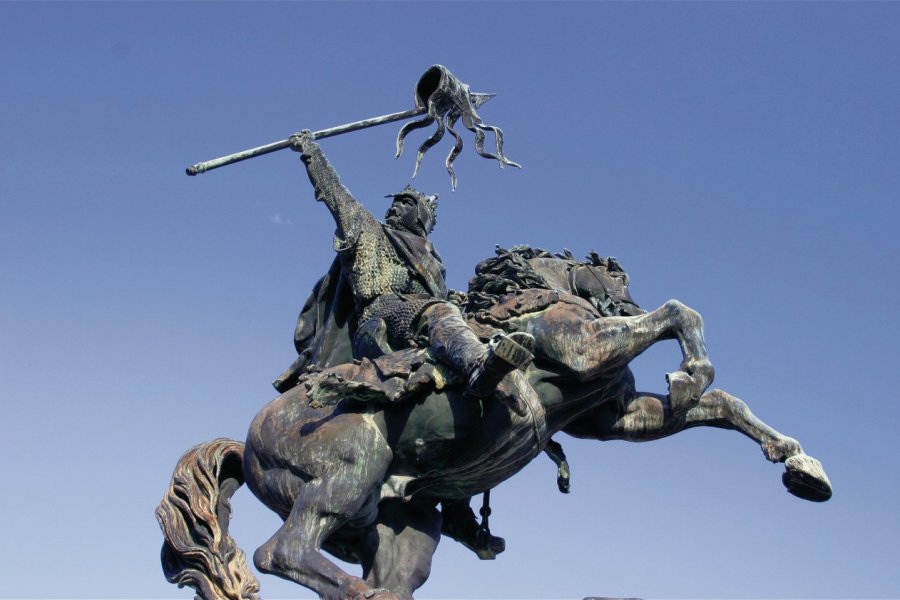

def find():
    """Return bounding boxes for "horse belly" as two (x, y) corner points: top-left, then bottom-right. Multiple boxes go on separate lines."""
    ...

(384, 390), (475, 473)
(384, 391), (543, 500)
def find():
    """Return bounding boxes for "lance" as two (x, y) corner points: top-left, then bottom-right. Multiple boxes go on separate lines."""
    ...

(185, 65), (520, 188)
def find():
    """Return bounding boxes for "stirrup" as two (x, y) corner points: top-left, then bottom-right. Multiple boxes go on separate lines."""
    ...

(466, 332), (534, 398)
(473, 490), (505, 560)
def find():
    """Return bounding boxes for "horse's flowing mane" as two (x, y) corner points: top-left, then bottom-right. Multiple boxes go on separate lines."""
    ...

(468, 244), (619, 294)
(467, 245), (555, 297)
(466, 244), (635, 315)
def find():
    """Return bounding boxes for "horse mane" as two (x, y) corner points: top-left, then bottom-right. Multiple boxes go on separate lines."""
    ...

(466, 244), (631, 313)
(467, 245), (555, 297)
(468, 244), (621, 293)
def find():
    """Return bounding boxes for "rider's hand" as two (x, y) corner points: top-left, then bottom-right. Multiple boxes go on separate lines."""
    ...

(289, 130), (318, 155)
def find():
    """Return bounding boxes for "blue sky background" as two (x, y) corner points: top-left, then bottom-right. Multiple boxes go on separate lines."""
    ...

(2, 2), (899, 598)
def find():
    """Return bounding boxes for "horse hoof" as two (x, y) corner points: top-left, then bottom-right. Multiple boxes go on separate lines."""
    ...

(683, 358), (714, 392)
(783, 454), (832, 502)
(666, 371), (699, 412)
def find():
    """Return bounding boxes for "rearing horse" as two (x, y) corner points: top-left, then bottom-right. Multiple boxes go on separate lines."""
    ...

(157, 246), (831, 600)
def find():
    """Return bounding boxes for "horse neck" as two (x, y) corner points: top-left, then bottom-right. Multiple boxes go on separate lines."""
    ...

(525, 257), (576, 293)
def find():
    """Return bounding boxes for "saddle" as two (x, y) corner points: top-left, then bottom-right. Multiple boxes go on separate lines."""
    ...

(300, 348), (461, 409)
(465, 287), (596, 338)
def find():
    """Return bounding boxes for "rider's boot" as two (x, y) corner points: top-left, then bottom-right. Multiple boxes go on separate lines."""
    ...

(490, 366), (538, 417)
(440, 499), (506, 560)
(466, 332), (535, 401)
(420, 303), (535, 405)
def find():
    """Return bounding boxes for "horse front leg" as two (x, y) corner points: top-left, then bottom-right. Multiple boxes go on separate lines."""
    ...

(566, 386), (831, 502)
(657, 300), (715, 415)
(363, 498), (443, 599)
(683, 389), (832, 502)
(527, 299), (713, 412)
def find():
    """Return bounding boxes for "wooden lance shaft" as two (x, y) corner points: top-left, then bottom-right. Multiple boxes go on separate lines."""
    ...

(185, 106), (426, 176)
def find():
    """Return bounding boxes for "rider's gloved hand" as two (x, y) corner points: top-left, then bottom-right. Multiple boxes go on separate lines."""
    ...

(289, 130), (318, 155)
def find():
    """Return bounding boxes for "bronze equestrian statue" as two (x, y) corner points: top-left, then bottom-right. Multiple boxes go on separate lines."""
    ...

(275, 131), (540, 557)
(162, 65), (832, 600)
(158, 192), (832, 600)
(277, 131), (536, 411)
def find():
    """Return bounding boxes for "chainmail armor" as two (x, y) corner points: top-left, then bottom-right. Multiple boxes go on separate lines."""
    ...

(302, 144), (438, 341)
(360, 294), (442, 347)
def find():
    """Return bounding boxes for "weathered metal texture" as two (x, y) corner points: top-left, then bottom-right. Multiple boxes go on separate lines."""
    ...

(163, 68), (831, 600)
(395, 64), (521, 189)
(159, 246), (832, 600)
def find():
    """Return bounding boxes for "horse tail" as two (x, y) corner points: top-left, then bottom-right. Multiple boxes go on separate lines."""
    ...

(156, 438), (261, 600)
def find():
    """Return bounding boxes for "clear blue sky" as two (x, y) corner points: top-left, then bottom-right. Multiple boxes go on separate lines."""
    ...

(2, 2), (899, 598)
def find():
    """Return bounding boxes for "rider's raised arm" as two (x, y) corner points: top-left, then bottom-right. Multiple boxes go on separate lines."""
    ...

(290, 131), (373, 245)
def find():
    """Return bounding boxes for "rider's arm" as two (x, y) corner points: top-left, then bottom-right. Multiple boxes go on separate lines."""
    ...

(291, 131), (372, 245)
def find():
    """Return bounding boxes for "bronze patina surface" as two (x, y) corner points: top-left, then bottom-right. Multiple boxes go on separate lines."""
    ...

(158, 66), (831, 600)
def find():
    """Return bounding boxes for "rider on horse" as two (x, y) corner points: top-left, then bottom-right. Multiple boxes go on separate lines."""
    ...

(279, 131), (541, 558)
(284, 130), (535, 411)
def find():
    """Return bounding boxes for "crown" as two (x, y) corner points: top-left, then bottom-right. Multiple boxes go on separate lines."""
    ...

(385, 186), (438, 212)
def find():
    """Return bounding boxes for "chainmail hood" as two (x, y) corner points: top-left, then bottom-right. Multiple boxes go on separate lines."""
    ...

(384, 186), (438, 236)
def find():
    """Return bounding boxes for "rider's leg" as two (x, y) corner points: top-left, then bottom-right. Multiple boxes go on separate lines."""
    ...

(418, 302), (534, 398)
(364, 498), (443, 599)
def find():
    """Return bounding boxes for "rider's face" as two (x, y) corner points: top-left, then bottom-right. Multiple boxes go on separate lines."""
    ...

(387, 197), (417, 223)
(386, 195), (436, 236)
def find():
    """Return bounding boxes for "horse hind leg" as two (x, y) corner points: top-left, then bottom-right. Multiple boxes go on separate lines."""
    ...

(253, 484), (381, 600)
(251, 421), (401, 600)
(363, 498), (443, 599)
